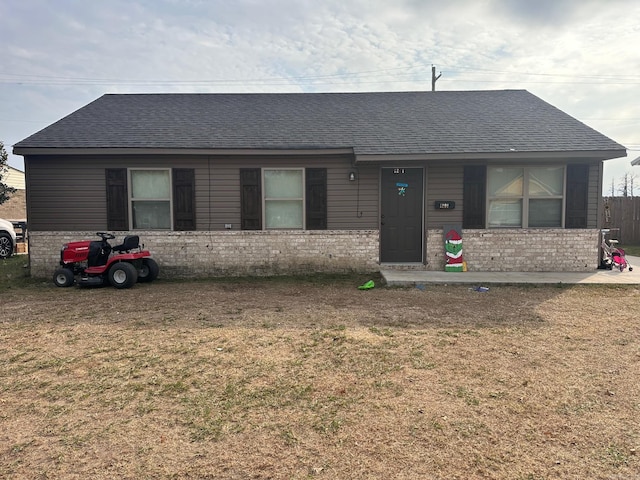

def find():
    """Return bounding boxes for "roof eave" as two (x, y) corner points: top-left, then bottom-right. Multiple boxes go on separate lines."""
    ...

(354, 150), (627, 163)
(13, 147), (355, 157)
(14, 146), (627, 163)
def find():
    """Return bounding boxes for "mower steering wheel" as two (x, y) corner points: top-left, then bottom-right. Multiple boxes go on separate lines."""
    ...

(96, 232), (116, 240)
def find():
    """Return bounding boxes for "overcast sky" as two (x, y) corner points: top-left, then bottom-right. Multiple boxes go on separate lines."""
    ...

(1, 0), (639, 194)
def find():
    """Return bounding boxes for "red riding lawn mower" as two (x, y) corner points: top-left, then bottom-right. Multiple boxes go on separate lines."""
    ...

(53, 232), (159, 289)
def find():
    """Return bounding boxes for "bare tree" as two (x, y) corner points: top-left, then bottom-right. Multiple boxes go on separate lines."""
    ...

(617, 171), (638, 197)
(619, 173), (628, 197)
(0, 141), (17, 205)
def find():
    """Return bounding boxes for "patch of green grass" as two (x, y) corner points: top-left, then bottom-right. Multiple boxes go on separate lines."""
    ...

(180, 377), (318, 441)
(369, 326), (394, 337)
(280, 428), (298, 446)
(451, 419), (488, 438)
(313, 414), (344, 435)
(1, 258), (380, 294)
(603, 443), (629, 467)
(10, 439), (35, 454)
(163, 271), (382, 287)
(621, 244), (640, 257)
(410, 349), (437, 370)
(455, 386), (480, 406)
(0, 255), (40, 291)
(160, 381), (190, 396)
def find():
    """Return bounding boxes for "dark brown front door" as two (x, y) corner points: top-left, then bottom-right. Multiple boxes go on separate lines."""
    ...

(380, 167), (424, 263)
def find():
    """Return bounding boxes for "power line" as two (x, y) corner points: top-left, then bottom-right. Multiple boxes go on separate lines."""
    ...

(0, 64), (426, 83)
(0, 65), (431, 87)
(2, 76), (639, 88)
(2, 62), (640, 88)
(439, 64), (640, 80)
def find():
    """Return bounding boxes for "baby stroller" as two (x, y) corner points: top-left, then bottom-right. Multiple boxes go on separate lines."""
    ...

(600, 229), (633, 272)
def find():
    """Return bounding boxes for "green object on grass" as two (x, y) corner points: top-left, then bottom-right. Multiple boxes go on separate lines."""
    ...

(358, 280), (375, 290)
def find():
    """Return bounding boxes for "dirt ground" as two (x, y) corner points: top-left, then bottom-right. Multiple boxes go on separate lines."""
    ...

(1, 276), (639, 479)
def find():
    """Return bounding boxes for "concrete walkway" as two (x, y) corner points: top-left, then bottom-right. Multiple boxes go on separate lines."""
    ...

(381, 256), (640, 286)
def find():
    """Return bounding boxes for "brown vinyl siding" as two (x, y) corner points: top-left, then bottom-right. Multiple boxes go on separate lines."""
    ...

(26, 156), (108, 231)
(24, 154), (601, 233)
(424, 161), (601, 230)
(24, 153), (379, 232)
(587, 162), (600, 229)
(425, 164), (464, 229)
(206, 156), (378, 230)
(208, 165), (240, 231)
(328, 166), (378, 229)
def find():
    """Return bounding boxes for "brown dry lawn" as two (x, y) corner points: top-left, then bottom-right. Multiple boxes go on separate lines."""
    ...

(1, 267), (639, 479)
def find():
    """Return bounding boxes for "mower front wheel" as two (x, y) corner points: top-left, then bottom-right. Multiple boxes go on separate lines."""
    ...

(53, 267), (75, 287)
(138, 258), (159, 283)
(108, 262), (138, 289)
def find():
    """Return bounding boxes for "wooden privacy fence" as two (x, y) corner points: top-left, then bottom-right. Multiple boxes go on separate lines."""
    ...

(602, 197), (640, 245)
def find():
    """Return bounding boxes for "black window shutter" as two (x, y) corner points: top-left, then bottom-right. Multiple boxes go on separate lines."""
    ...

(565, 164), (589, 228)
(240, 168), (262, 230)
(173, 168), (196, 231)
(306, 168), (327, 230)
(463, 166), (486, 229)
(106, 168), (129, 231)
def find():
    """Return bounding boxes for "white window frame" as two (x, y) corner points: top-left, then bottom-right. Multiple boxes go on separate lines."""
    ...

(128, 168), (173, 230)
(262, 168), (305, 230)
(487, 165), (566, 228)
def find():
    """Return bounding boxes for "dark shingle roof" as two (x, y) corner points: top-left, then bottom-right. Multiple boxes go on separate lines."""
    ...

(14, 90), (625, 158)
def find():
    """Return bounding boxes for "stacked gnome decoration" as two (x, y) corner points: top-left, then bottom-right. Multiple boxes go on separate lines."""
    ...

(444, 228), (465, 272)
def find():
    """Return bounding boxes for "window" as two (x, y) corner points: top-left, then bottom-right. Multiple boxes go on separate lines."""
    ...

(488, 166), (564, 228)
(130, 169), (172, 229)
(528, 166), (564, 227)
(488, 167), (523, 227)
(106, 168), (195, 231)
(240, 168), (327, 230)
(263, 169), (304, 229)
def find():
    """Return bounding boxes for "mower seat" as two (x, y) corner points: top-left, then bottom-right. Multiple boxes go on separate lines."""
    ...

(88, 241), (111, 267)
(112, 235), (140, 253)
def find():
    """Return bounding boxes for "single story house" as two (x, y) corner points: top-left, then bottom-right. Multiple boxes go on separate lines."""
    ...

(13, 90), (626, 278)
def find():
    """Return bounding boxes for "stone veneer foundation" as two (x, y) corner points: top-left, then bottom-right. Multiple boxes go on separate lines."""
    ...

(426, 229), (600, 272)
(28, 228), (600, 279)
(28, 230), (381, 279)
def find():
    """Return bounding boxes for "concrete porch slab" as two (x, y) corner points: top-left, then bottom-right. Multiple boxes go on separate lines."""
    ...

(381, 256), (640, 286)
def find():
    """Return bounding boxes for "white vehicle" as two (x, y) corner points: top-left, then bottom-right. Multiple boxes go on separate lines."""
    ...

(0, 218), (17, 259)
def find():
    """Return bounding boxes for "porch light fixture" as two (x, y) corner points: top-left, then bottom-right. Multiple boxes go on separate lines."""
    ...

(348, 171), (356, 182)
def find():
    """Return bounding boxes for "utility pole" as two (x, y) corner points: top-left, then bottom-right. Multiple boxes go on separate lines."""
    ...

(431, 65), (442, 91)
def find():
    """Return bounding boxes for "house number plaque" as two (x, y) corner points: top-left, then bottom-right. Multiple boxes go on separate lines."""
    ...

(435, 201), (456, 209)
